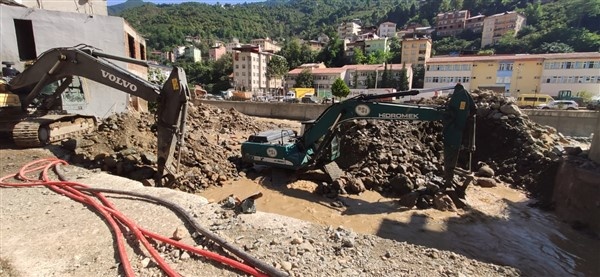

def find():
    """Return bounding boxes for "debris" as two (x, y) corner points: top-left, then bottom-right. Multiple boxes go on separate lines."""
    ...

(171, 226), (186, 241)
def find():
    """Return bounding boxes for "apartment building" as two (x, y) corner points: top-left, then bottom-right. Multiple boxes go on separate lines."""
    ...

(226, 38), (241, 53)
(183, 45), (201, 63)
(378, 22), (397, 38)
(401, 37), (432, 66)
(435, 10), (470, 37)
(208, 43), (227, 61)
(481, 11), (526, 48)
(249, 37), (281, 53)
(232, 45), (282, 95)
(365, 37), (389, 55)
(423, 52), (600, 97)
(465, 14), (486, 33)
(337, 21), (362, 39)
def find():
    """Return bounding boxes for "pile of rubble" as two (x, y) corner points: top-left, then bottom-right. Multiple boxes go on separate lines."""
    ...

(68, 103), (293, 192)
(331, 89), (580, 208)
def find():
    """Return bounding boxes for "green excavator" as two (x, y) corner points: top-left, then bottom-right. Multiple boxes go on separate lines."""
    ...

(241, 84), (477, 192)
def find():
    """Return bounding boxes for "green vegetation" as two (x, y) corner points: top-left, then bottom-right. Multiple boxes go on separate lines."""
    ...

(113, 0), (599, 91)
(331, 77), (350, 100)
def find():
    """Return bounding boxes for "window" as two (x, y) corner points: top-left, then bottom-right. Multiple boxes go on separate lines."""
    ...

(14, 19), (37, 60)
(127, 34), (136, 58)
(140, 44), (146, 60)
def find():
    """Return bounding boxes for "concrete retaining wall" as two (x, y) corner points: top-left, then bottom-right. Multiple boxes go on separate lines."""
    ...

(196, 100), (328, 121)
(523, 110), (599, 137)
(553, 159), (600, 234)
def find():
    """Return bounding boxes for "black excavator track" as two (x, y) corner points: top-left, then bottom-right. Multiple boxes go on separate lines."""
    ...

(1, 114), (97, 148)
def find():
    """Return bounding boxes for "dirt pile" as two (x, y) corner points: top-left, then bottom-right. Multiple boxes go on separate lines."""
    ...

(68, 103), (294, 191)
(333, 89), (581, 207)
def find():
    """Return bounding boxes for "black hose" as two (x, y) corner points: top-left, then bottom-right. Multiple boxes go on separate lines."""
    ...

(55, 164), (288, 277)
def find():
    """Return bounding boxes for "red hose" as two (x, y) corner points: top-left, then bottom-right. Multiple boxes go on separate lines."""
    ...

(0, 158), (268, 277)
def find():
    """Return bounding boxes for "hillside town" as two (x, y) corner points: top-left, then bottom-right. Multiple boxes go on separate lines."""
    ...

(147, 8), (598, 103)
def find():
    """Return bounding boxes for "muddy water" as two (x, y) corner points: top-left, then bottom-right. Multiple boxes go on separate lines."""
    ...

(201, 178), (599, 276)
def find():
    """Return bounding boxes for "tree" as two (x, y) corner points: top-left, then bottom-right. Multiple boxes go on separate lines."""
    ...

(366, 72), (376, 88)
(266, 55), (289, 93)
(389, 37), (402, 64)
(352, 48), (366, 64)
(397, 64), (410, 91)
(294, 69), (314, 88)
(331, 77), (350, 100)
(533, 42), (574, 53)
(411, 65), (425, 89)
(317, 37), (345, 67)
(380, 63), (395, 88)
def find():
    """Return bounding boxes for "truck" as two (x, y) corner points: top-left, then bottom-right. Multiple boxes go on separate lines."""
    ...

(1, 45), (190, 186)
(289, 88), (315, 99)
(241, 84), (476, 193)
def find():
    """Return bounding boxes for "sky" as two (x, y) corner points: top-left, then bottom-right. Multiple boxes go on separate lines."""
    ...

(107, 0), (266, 5)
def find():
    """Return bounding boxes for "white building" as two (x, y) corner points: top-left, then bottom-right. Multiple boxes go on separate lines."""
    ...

(337, 22), (362, 39)
(232, 45), (282, 94)
(378, 22), (397, 38)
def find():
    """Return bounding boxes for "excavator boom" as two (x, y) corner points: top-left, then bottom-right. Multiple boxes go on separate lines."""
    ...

(241, 84), (476, 187)
(3, 45), (190, 186)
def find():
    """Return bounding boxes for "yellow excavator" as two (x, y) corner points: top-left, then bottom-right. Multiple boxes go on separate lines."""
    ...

(0, 45), (190, 186)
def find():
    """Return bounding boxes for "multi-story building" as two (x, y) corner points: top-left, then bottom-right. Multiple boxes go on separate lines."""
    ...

(423, 52), (600, 97)
(401, 37), (432, 66)
(378, 22), (397, 38)
(465, 14), (486, 33)
(208, 43), (227, 61)
(435, 10), (470, 37)
(342, 64), (413, 90)
(285, 63), (414, 98)
(183, 45), (201, 63)
(539, 53), (600, 95)
(481, 11), (526, 48)
(225, 38), (241, 53)
(364, 37), (389, 55)
(232, 45), (282, 95)
(337, 21), (362, 39)
(249, 37), (281, 53)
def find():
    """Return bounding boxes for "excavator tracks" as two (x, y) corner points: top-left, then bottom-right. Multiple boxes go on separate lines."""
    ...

(9, 115), (97, 148)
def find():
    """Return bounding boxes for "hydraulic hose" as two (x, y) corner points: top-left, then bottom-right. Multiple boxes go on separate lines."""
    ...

(1, 158), (279, 277)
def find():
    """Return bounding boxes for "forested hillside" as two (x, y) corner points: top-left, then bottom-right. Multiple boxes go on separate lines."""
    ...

(117, 0), (599, 54)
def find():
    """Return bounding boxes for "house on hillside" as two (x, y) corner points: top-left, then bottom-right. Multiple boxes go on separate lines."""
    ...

(0, 1), (149, 117)
(481, 11), (526, 48)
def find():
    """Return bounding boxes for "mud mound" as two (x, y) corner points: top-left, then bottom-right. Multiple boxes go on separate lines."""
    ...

(334, 90), (576, 207)
(69, 103), (294, 192)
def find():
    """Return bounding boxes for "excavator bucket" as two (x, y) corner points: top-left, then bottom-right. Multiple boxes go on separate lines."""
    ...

(155, 67), (190, 187)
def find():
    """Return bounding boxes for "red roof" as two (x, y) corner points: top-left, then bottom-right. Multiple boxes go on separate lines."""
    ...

(428, 52), (600, 63)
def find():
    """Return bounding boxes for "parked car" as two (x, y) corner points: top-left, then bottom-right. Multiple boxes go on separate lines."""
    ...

(301, 95), (319, 104)
(538, 100), (579, 110)
(586, 99), (600, 110)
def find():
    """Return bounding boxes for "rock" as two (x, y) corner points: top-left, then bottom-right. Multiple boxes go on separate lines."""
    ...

(389, 174), (414, 195)
(476, 177), (497, 188)
(141, 257), (152, 268)
(281, 261), (293, 271)
(398, 192), (419, 208)
(500, 104), (523, 116)
(291, 235), (303, 245)
(171, 226), (186, 241)
(477, 163), (495, 178)
(346, 177), (366, 194)
(433, 194), (457, 211)
(341, 237), (355, 248)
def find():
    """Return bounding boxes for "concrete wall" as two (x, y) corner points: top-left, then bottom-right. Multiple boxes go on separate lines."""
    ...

(553, 159), (600, 234)
(20, 0), (108, 16)
(523, 110), (600, 137)
(196, 100), (328, 121)
(588, 118), (600, 163)
(1, 5), (135, 118)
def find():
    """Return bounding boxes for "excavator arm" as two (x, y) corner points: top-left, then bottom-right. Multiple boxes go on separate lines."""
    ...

(241, 84), (476, 187)
(7, 45), (190, 186)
